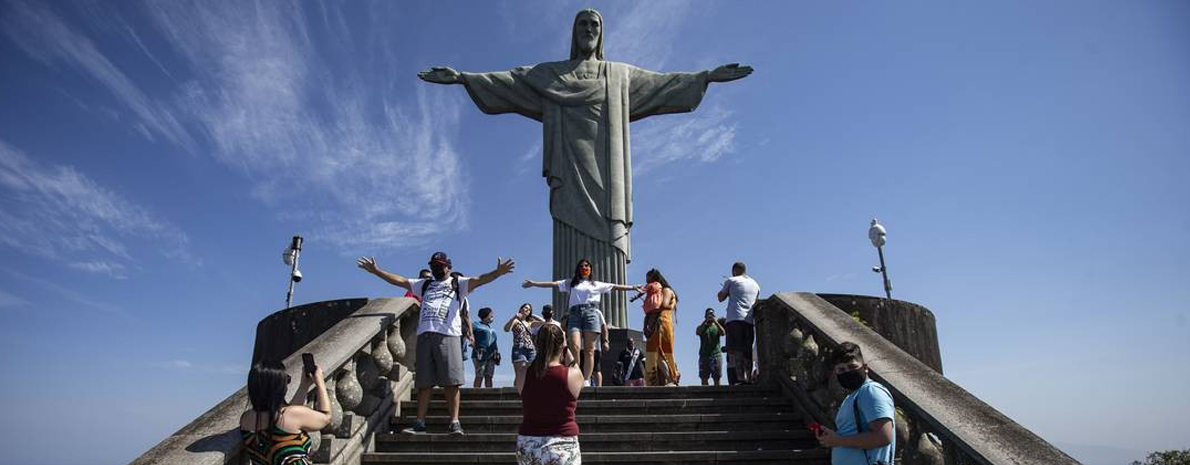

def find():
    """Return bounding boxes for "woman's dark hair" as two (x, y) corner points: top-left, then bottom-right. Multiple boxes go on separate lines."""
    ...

(542, 305), (554, 321)
(645, 268), (678, 302)
(530, 323), (567, 379)
(247, 359), (291, 432)
(570, 258), (592, 288)
(478, 307), (493, 319)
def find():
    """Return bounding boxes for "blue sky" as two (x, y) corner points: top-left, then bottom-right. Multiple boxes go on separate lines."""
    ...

(1, 1), (1188, 464)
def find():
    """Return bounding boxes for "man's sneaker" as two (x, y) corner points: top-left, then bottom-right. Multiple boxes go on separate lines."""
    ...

(448, 421), (465, 436)
(401, 420), (426, 435)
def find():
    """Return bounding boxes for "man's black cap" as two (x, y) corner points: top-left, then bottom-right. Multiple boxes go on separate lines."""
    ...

(429, 251), (451, 267)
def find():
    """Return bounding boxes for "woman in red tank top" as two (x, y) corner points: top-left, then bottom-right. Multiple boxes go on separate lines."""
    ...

(515, 324), (585, 464)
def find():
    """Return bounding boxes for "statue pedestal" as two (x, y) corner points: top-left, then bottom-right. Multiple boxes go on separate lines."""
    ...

(590, 328), (643, 385)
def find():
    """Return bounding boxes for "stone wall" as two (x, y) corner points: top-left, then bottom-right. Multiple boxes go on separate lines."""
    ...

(755, 292), (1082, 465)
(817, 294), (943, 374)
(252, 298), (369, 365)
(131, 298), (419, 465)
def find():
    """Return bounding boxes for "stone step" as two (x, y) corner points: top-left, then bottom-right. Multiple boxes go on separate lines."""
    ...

(361, 449), (831, 464)
(391, 412), (803, 434)
(401, 397), (794, 416)
(375, 430), (818, 452)
(443, 385), (777, 401)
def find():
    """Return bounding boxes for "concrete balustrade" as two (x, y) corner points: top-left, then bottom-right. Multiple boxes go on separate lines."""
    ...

(755, 292), (1081, 465)
(129, 297), (420, 465)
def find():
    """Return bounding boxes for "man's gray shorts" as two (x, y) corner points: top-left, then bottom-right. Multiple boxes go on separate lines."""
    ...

(415, 332), (465, 389)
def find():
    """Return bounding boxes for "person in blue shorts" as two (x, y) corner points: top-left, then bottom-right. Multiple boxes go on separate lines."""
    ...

(816, 342), (896, 465)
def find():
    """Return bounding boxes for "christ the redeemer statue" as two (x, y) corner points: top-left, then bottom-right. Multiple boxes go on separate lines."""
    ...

(418, 9), (752, 328)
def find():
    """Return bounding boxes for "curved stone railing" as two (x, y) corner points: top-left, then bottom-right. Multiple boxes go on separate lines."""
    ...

(130, 297), (420, 465)
(755, 292), (1082, 465)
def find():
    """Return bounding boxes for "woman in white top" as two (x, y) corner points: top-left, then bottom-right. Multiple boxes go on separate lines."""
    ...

(523, 258), (641, 382)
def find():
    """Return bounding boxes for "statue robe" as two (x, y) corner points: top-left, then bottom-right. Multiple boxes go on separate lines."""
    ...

(460, 60), (708, 326)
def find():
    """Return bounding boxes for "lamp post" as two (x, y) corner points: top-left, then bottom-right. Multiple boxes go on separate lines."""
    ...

(868, 218), (892, 300)
(283, 235), (303, 308)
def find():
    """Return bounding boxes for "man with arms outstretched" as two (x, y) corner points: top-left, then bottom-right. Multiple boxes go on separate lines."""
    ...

(358, 252), (515, 435)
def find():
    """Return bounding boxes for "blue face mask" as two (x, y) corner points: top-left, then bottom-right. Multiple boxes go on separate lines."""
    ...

(836, 367), (867, 391)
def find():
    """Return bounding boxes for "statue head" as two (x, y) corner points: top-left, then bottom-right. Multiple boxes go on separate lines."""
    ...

(570, 9), (604, 60)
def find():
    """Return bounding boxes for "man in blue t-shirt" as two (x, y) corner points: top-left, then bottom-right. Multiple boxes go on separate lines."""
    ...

(817, 342), (896, 464)
(471, 307), (499, 388)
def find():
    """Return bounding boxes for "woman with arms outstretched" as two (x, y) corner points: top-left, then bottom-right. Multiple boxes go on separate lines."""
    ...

(523, 258), (640, 383)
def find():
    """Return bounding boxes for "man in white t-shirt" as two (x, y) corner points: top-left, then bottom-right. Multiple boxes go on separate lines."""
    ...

(358, 251), (515, 435)
(717, 261), (760, 385)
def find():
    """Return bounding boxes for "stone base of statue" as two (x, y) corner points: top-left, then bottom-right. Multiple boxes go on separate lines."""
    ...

(591, 327), (644, 385)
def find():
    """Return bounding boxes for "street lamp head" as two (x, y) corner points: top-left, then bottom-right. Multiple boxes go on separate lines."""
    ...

(868, 218), (887, 248)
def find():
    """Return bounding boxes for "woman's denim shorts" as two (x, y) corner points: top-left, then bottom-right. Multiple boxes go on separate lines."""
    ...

(567, 303), (603, 333)
(511, 346), (536, 364)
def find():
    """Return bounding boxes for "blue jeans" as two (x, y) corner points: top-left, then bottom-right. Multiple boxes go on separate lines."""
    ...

(512, 346), (536, 364)
(567, 304), (602, 333)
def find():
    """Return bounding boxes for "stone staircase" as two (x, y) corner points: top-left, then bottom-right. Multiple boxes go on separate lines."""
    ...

(363, 384), (829, 464)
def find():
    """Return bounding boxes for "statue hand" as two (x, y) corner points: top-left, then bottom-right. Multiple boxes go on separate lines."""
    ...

(417, 66), (461, 84)
(708, 63), (753, 83)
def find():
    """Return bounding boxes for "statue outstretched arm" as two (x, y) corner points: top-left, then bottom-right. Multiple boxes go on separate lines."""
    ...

(418, 64), (543, 120)
(625, 62), (753, 120)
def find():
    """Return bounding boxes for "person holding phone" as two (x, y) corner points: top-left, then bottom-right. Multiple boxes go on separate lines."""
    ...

(515, 324), (584, 464)
(695, 308), (726, 386)
(240, 357), (331, 465)
(505, 303), (540, 382)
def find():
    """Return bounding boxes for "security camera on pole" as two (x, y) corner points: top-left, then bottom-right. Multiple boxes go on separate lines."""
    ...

(283, 236), (304, 308)
(868, 219), (892, 300)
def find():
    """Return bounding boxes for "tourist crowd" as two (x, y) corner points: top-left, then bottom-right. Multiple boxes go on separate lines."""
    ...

(235, 250), (893, 465)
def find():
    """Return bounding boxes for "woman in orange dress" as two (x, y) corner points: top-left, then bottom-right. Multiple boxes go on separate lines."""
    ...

(641, 268), (680, 386)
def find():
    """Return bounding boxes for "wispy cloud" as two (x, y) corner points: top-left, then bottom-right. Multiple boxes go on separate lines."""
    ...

(0, 289), (30, 309)
(149, 359), (246, 375)
(68, 261), (128, 280)
(2, 1), (470, 252)
(141, 1), (468, 251)
(0, 267), (132, 318)
(515, 140), (542, 177)
(0, 141), (194, 278)
(0, 0), (196, 151)
(826, 272), (857, 282)
(632, 104), (737, 175)
(604, 0), (693, 70)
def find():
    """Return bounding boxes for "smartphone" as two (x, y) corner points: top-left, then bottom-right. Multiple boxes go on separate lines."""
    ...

(808, 422), (823, 436)
(301, 353), (315, 375)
